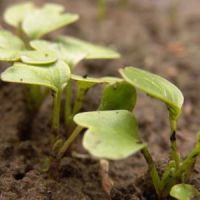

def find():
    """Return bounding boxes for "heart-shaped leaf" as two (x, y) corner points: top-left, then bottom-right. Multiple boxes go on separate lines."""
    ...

(74, 110), (146, 160)
(22, 4), (79, 39)
(1, 60), (70, 92)
(120, 67), (184, 121)
(170, 184), (200, 200)
(71, 74), (121, 90)
(99, 81), (136, 111)
(4, 2), (35, 27)
(20, 50), (57, 65)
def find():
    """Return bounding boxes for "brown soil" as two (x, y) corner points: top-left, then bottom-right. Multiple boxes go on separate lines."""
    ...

(0, 0), (200, 199)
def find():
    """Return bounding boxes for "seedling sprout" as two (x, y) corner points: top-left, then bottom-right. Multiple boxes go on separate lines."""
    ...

(0, 3), (199, 200)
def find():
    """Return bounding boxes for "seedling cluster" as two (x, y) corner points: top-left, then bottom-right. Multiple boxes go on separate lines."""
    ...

(0, 3), (199, 200)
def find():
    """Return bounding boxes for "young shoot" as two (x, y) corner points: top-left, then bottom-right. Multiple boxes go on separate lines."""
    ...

(2, 4), (198, 199)
(73, 67), (200, 199)
(0, 2), (120, 170)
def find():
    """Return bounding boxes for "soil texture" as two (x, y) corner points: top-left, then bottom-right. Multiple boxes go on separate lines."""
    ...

(0, 0), (200, 199)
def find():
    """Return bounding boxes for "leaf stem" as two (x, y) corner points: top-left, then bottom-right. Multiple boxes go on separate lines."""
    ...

(141, 147), (161, 196)
(170, 119), (180, 169)
(176, 133), (200, 179)
(72, 86), (87, 115)
(57, 126), (83, 159)
(64, 80), (73, 128)
(18, 23), (31, 49)
(25, 85), (48, 111)
(52, 90), (61, 131)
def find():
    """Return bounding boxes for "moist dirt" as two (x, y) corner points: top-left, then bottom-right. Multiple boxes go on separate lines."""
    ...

(0, 0), (199, 199)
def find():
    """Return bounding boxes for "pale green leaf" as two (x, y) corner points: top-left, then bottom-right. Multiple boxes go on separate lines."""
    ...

(20, 50), (57, 65)
(0, 30), (25, 61)
(74, 110), (146, 160)
(170, 184), (200, 200)
(99, 81), (136, 111)
(58, 36), (120, 60)
(71, 74), (121, 90)
(22, 4), (79, 39)
(1, 61), (71, 92)
(0, 49), (20, 61)
(31, 36), (120, 67)
(120, 67), (184, 120)
(0, 30), (25, 50)
(39, 3), (64, 13)
(30, 40), (86, 67)
(4, 2), (35, 27)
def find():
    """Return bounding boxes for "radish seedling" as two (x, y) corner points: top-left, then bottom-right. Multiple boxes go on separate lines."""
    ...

(0, 2), (119, 130)
(0, 2), (120, 170)
(2, 4), (198, 199)
(74, 67), (200, 199)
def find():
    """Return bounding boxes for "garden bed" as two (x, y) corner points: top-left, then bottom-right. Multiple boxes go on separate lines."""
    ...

(0, 0), (199, 199)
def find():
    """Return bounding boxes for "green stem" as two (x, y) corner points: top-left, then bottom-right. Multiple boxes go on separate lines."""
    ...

(72, 86), (87, 115)
(176, 133), (200, 179)
(141, 147), (161, 196)
(64, 80), (73, 127)
(52, 90), (62, 131)
(170, 119), (180, 169)
(25, 85), (48, 111)
(57, 126), (83, 159)
(160, 161), (177, 198)
(18, 23), (31, 49)
(159, 134), (200, 198)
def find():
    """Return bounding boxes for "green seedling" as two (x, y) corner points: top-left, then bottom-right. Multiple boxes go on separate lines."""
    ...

(170, 184), (200, 200)
(1, 3), (199, 199)
(0, 2), (119, 170)
(74, 67), (200, 199)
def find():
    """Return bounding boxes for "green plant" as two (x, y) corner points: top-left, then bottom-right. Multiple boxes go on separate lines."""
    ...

(0, 2), (119, 165)
(0, 3), (199, 200)
(73, 67), (200, 199)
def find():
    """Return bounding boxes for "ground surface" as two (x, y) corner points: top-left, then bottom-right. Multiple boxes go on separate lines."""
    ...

(0, 0), (199, 199)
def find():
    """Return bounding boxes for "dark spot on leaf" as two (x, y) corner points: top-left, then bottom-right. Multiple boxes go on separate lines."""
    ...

(82, 74), (88, 79)
(116, 111), (119, 114)
(45, 53), (48, 57)
(170, 131), (176, 141)
(20, 78), (23, 82)
(136, 141), (142, 144)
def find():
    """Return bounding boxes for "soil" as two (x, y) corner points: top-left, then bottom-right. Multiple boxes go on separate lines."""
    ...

(0, 0), (200, 199)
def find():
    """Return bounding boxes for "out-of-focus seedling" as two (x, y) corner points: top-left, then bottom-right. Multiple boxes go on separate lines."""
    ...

(170, 184), (200, 200)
